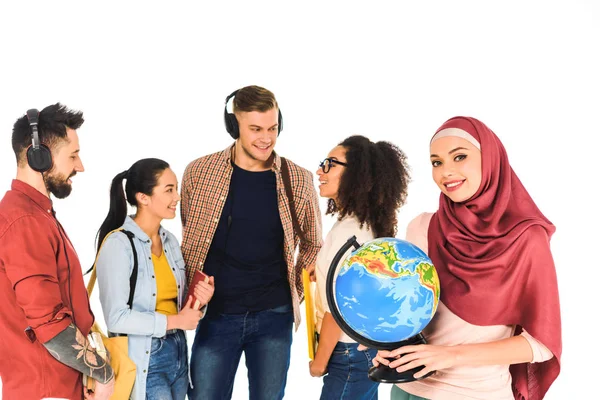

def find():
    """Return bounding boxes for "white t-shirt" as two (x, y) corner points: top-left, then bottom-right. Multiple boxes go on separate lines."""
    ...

(314, 215), (374, 343)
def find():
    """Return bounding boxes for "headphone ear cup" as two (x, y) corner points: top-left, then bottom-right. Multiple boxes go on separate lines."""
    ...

(224, 108), (234, 138)
(278, 109), (283, 136)
(225, 112), (239, 140)
(27, 144), (52, 172)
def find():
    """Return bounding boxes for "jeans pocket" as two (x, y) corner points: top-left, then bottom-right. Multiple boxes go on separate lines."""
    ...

(332, 347), (349, 355)
(362, 347), (377, 368)
(150, 337), (164, 356)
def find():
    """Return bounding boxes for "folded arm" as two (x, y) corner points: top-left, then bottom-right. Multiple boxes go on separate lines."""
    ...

(43, 323), (114, 383)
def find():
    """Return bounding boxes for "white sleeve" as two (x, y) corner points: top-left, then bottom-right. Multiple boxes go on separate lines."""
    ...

(315, 220), (372, 315)
(521, 328), (554, 363)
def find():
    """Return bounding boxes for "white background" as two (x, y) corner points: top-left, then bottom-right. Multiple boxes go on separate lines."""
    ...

(1, 1), (598, 399)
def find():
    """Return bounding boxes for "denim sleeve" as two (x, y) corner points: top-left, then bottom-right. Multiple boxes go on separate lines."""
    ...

(96, 233), (167, 337)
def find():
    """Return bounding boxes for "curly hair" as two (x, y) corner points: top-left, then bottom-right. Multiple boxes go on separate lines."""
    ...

(326, 135), (410, 237)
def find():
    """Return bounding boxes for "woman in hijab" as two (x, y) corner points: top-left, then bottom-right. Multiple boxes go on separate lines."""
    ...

(373, 117), (561, 400)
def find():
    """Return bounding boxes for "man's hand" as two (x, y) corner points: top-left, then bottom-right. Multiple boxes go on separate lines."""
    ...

(84, 376), (114, 400)
(193, 276), (215, 308)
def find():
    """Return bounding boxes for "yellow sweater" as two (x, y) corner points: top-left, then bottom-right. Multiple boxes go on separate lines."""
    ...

(152, 251), (178, 316)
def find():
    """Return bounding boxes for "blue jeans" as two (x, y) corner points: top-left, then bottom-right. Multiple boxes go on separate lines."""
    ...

(146, 330), (189, 400)
(320, 342), (379, 400)
(188, 303), (294, 400)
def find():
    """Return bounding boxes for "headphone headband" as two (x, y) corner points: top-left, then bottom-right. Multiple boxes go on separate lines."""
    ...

(26, 109), (40, 149)
(223, 89), (283, 140)
(224, 90), (239, 107)
(25, 108), (53, 172)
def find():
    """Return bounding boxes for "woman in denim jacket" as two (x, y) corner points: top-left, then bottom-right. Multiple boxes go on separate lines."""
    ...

(95, 158), (214, 400)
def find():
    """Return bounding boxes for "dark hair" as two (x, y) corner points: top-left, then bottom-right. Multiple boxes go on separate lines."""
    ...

(233, 85), (278, 113)
(12, 103), (84, 166)
(95, 158), (170, 252)
(326, 135), (411, 237)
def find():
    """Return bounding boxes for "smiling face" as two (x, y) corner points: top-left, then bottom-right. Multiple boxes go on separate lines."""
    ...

(44, 127), (84, 198)
(316, 145), (347, 202)
(234, 108), (279, 170)
(136, 168), (181, 220)
(430, 135), (482, 203)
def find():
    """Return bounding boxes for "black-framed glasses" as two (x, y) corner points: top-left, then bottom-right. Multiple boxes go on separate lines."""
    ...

(319, 157), (347, 173)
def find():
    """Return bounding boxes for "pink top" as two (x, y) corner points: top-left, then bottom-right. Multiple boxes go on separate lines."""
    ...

(397, 213), (552, 400)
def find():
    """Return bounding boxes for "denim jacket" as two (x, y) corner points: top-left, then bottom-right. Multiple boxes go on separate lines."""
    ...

(95, 216), (187, 400)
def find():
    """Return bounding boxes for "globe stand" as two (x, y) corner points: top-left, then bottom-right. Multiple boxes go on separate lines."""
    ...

(367, 333), (435, 383)
(326, 236), (437, 384)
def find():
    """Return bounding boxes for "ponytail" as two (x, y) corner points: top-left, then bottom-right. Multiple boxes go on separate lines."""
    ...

(95, 170), (129, 253)
(94, 158), (170, 255)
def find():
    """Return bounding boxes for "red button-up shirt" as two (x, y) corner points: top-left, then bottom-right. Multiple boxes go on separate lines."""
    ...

(0, 179), (94, 400)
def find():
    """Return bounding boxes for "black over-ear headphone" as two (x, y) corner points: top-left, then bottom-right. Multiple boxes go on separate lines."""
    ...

(26, 109), (53, 172)
(223, 89), (283, 140)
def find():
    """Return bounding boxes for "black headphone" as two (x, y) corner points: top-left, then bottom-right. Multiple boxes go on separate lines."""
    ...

(26, 109), (53, 172)
(223, 89), (283, 140)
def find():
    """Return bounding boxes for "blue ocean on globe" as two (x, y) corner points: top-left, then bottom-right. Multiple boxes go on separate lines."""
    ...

(334, 237), (440, 344)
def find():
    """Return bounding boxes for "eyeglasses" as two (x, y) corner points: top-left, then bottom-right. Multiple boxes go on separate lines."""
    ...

(319, 157), (347, 173)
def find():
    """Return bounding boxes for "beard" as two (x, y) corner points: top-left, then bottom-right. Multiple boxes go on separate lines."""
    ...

(44, 170), (75, 199)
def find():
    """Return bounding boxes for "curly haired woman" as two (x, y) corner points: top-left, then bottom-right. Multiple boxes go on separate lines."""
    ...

(309, 135), (411, 400)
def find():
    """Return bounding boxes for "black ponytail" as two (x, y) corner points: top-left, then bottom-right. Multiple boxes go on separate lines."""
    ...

(95, 158), (170, 253)
(96, 170), (129, 252)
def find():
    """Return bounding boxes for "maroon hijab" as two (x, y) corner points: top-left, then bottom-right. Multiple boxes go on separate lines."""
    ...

(428, 117), (562, 400)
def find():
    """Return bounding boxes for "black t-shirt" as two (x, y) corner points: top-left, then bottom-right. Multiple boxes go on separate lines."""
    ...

(203, 163), (291, 315)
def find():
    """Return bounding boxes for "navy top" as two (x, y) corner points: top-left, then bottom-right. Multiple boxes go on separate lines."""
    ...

(203, 163), (291, 315)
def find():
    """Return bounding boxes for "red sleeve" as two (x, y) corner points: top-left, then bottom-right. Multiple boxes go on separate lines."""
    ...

(3, 215), (72, 343)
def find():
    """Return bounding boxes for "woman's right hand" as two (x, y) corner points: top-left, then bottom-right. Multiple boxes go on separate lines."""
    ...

(168, 296), (203, 331)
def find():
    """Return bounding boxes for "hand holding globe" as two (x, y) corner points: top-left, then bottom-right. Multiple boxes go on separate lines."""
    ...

(325, 236), (440, 383)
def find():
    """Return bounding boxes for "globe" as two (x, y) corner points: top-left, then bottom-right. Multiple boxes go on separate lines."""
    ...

(325, 236), (441, 382)
(328, 236), (440, 347)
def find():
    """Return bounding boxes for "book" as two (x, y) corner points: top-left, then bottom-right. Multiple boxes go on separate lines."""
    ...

(302, 268), (318, 360)
(189, 269), (210, 310)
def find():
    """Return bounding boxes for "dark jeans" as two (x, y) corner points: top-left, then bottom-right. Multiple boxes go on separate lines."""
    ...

(320, 341), (379, 400)
(188, 303), (294, 400)
(146, 330), (188, 400)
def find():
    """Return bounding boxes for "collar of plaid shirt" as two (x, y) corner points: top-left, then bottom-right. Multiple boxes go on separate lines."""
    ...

(180, 144), (323, 330)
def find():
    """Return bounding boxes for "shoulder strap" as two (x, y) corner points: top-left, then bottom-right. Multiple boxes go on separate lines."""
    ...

(120, 230), (139, 309)
(280, 157), (307, 243)
(86, 229), (139, 309)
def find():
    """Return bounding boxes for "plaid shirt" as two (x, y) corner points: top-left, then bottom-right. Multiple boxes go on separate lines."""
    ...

(180, 145), (322, 329)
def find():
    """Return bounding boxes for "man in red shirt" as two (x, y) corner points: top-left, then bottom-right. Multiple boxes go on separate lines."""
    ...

(0, 104), (114, 400)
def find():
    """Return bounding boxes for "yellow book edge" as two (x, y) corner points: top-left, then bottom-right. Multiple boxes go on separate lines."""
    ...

(302, 269), (317, 360)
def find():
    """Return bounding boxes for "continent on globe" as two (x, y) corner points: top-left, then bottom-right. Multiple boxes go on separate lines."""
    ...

(334, 238), (440, 344)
